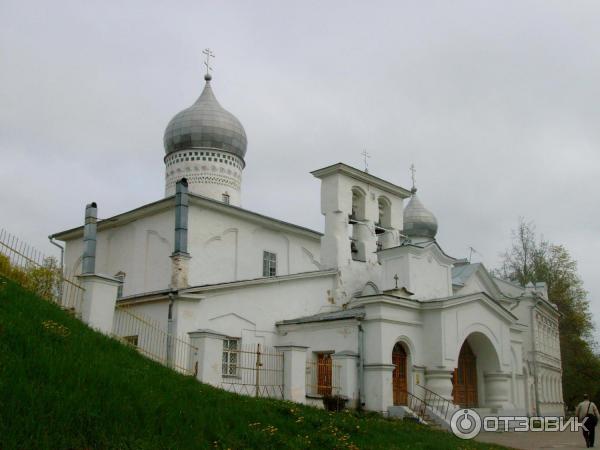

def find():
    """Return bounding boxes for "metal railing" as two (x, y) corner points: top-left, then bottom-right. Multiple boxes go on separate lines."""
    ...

(306, 359), (342, 397)
(220, 343), (284, 398)
(404, 390), (429, 421)
(0, 229), (84, 314)
(419, 385), (456, 421)
(112, 306), (198, 376)
(0, 229), (198, 377)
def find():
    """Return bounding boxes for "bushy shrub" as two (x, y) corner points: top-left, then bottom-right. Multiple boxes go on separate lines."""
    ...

(0, 253), (62, 301)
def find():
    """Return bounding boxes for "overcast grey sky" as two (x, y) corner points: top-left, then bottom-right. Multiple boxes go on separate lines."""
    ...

(1, 0), (599, 336)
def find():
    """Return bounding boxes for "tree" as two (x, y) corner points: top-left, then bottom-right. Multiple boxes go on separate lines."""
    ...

(497, 218), (600, 408)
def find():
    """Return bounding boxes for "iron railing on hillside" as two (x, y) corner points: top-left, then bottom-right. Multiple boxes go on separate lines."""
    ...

(220, 343), (284, 398)
(112, 306), (198, 376)
(0, 229), (198, 377)
(0, 229), (84, 314)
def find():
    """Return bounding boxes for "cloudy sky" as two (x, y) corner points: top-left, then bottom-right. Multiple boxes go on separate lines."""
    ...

(1, 1), (599, 335)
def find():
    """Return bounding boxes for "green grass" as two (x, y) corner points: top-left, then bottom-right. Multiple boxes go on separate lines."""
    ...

(0, 278), (506, 449)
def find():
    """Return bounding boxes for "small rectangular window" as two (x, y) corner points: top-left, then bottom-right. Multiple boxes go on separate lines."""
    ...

(222, 338), (239, 376)
(123, 335), (138, 347)
(262, 251), (277, 277)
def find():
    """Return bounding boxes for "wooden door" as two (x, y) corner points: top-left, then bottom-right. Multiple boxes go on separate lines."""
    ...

(392, 343), (408, 405)
(453, 341), (478, 407)
(317, 353), (332, 396)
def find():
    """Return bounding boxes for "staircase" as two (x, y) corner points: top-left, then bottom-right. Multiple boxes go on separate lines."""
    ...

(388, 387), (459, 431)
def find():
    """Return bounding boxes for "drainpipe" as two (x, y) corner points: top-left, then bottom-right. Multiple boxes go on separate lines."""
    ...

(170, 179), (191, 290)
(530, 299), (542, 417)
(167, 293), (175, 368)
(358, 319), (365, 409)
(48, 235), (64, 269)
(173, 179), (189, 255)
(82, 202), (98, 275)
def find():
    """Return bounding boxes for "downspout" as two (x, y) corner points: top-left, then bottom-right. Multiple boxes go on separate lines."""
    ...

(167, 179), (190, 367)
(82, 202), (98, 275)
(530, 298), (542, 417)
(167, 293), (175, 368)
(48, 235), (64, 269)
(358, 319), (365, 409)
(173, 179), (189, 256)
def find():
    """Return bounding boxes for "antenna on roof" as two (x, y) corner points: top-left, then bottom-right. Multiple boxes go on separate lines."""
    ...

(468, 246), (482, 263)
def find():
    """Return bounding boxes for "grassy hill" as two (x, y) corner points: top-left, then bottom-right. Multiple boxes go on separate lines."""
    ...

(0, 277), (505, 449)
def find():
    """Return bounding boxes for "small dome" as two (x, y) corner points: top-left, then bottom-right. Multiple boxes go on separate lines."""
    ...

(163, 78), (247, 160)
(403, 190), (438, 239)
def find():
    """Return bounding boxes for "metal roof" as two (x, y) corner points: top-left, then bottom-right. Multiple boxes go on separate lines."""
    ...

(452, 263), (482, 286)
(164, 77), (247, 160)
(403, 191), (438, 239)
(276, 307), (365, 325)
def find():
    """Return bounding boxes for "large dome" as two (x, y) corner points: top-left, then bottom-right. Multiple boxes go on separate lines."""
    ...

(163, 75), (247, 160)
(403, 190), (438, 239)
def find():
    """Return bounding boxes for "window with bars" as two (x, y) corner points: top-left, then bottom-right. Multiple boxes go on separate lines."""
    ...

(262, 251), (277, 277)
(222, 338), (239, 376)
(222, 193), (230, 204)
(317, 353), (333, 396)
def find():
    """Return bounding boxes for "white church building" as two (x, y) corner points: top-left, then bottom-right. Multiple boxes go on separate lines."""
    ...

(52, 70), (564, 421)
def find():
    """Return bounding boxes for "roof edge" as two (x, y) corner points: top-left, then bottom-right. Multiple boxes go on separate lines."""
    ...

(51, 193), (323, 241)
(311, 163), (412, 198)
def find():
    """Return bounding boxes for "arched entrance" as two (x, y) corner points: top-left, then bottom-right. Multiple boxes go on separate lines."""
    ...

(392, 342), (408, 405)
(452, 332), (503, 409)
(453, 341), (478, 407)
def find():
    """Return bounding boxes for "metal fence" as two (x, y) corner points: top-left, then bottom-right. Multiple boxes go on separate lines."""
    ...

(220, 343), (284, 398)
(0, 229), (198, 377)
(0, 229), (84, 314)
(306, 358), (342, 397)
(112, 306), (198, 376)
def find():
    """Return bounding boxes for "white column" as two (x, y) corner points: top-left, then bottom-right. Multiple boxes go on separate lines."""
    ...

(425, 368), (454, 401)
(364, 363), (395, 413)
(275, 345), (308, 403)
(188, 330), (226, 386)
(484, 372), (513, 410)
(78, 273), (120, 335)
(332, 351), (359, 407)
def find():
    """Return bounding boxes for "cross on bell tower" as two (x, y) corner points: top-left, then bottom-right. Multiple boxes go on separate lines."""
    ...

(361, 150), (371, 173)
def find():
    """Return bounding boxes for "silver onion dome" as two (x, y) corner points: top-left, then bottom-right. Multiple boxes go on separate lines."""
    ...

(163, 74), (247, 160)
(403, 189), (438, 239)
